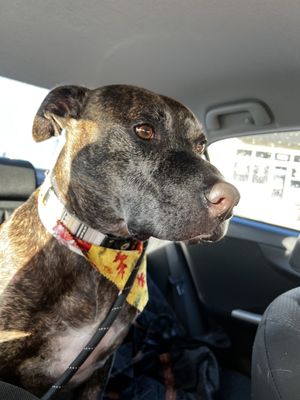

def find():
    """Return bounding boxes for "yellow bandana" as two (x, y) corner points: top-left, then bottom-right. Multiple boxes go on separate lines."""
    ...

(51, 221), (148, 312)
(85, 244), (148, 312)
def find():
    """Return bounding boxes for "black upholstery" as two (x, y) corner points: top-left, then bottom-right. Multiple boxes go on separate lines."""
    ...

(0, 381), (39, 399)
(148, 242), (251, 400)
(147, 242), (208, 337)
(0, 157), (36, 223)
(252, 287), (300, 400)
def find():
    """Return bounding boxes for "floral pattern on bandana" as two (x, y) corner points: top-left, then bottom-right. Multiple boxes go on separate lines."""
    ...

(53, 221), (148, 312)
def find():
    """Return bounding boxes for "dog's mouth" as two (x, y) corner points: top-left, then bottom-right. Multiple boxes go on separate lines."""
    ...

(113, 211), (231, 244)
(186, 232), (221, 245)
(127, 223), (228, 245)
(185, 220), (229, 245)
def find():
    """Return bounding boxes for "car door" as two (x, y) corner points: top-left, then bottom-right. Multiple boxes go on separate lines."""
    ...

(178, 130), (300, 372)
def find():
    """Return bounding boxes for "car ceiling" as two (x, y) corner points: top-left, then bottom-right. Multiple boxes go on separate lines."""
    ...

(1, 0), (300, 137)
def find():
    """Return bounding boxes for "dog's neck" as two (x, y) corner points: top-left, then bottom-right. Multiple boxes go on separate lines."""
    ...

(37, 173), (148, 313)
(38, 173), (106, 251)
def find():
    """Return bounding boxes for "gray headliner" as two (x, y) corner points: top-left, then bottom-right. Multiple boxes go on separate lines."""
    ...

(1, 0), (300, 138)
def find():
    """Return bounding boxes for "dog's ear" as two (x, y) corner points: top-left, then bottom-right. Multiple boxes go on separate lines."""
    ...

(32, 85), (90, 142)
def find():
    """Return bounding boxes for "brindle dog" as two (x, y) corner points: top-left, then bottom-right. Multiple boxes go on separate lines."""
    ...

(0, 85), (239, 399)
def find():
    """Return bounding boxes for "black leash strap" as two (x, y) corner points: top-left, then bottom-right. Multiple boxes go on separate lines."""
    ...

(41, 246), (146, 400)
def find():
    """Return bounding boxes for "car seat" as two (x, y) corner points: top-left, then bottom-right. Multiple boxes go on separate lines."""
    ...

(252, 287), (300, 399)
(0, 157), (36, 223)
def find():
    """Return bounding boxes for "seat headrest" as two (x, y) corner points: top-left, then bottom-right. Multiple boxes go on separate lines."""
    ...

(0, 157), (37, 200)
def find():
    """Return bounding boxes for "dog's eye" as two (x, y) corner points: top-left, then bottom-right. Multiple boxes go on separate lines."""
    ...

(134, 124), (155, 140)
(194, 139), (207, 154)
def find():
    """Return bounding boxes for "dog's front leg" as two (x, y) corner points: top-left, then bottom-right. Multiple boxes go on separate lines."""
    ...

(74, 355), (114, 400)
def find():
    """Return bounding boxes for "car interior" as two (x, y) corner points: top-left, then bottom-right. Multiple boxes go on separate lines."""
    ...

(1, 1), (300, 399)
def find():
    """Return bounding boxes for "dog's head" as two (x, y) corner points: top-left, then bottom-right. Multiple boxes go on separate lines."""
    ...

(33, 85), (239, 243)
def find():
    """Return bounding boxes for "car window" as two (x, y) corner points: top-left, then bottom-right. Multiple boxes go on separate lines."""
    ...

(208, 132), (300, 231)
(0, 76), (59, 169)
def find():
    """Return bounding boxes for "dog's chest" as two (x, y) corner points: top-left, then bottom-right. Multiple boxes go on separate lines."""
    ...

(43, 272), (135, 384)
(47, 320), (127, 384)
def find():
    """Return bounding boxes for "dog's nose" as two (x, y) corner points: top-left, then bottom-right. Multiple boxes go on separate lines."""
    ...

(206, 182), (240, 219)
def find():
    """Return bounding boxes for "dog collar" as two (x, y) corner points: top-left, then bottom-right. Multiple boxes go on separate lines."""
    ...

(38, 175), (148, 312)
(38, 173), (106, 249)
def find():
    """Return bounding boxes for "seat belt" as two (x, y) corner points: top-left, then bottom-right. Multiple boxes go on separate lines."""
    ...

(165, 243), (199, 336)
